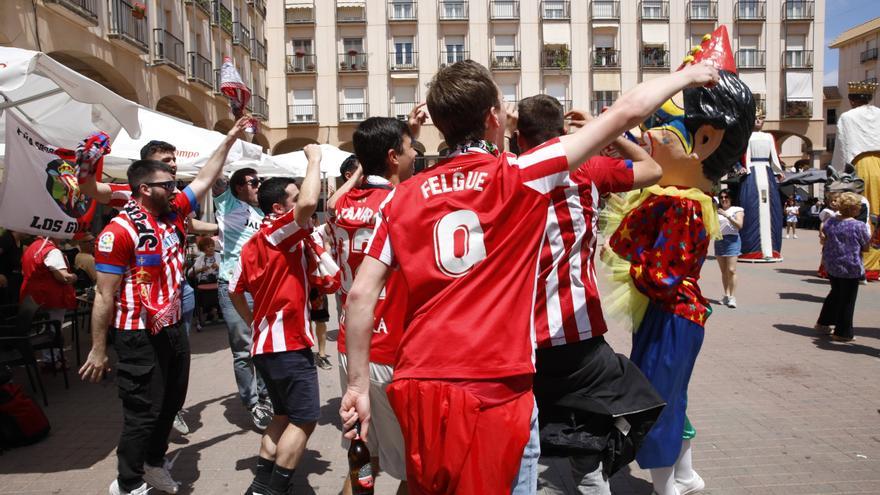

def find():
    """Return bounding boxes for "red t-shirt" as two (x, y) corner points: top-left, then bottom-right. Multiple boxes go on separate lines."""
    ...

(229, 209), (314, 356)
(534, 156), (634, 348)
(365, 139), (570, 381)
(331, 176), (407, 366)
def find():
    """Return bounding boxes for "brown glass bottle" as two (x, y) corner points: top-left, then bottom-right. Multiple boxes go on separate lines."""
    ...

(348, 422), (374, 494)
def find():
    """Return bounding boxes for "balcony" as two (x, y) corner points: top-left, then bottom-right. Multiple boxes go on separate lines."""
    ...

(735, 49), (766, 69)
(233, 22), (251, 52)
(388, 1), (417, 21)
(783, 50), (813, 69)
(246, 0), (266, 17)
(390, 52), (419, 71)
(592, 1), (620, 20)
(866, 77), (879, 84)
(591, 96), (618, 115)
(340, 103), (369, 122)
(251, 38), (266, 66)
(153, 28), (186, 73)
(439, 1), (468, 21)
(641, 49), (669, 69)
(285, 3), (315, 23)
(288, 104), (318, 124)
(687, 1), (717, 20)
(491, 50), (521, 70)
(783, 100), (812, 119)
(252, 95), (268, 120)
(337, 4), (367, 23)
(754, 95), (766, 115)
(108, 0), (149, 52)
(542, 1), (570, 20)
(783, 1), (813, 20)
(592, 49), (620, 68)
(187, 52), (213, 88)
(338, 53), (368, 72)
(391, 102), (418, 120)
(286, 54), (317, 73)
(640, 1), (669, 20)
(214, 68), (222, 94)
(440, 50), (469, 67)
(734, 1), (765, 20)
(490, 1), (519, 20)
(861, 48), (879, 63)
(45, 0), (99, 24)
(213, 1), (233, 35)
(542, 48), (571, 71)
(185, 0), (212, 16)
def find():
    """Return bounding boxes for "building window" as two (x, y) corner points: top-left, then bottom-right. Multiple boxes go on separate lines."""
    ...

(394, 36), (415, 66)
(826, 108), (837, 125)
(500, 83), (518, 104)
(826, 134), (835, 152)
(444, 35), (466, 64)
(290, 89), (316, 122)
(342, 87), (367, 121)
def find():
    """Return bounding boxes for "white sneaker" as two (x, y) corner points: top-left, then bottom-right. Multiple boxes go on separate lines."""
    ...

(785, 235), (790, 239)
(143, 462), (180, 494)
(172, 411), (189, 435)
(109, 480), (151, 495)
(675, 472), (705, 495)
(727, 297), (737, 308)
(794, 235), (799, 239)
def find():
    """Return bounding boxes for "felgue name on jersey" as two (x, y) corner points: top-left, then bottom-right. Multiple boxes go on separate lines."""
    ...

(420, 171), (489, 199)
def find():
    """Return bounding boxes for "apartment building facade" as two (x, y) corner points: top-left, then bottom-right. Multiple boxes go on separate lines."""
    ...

(3, 0), (271, 148)
(269, 0), (826, 169)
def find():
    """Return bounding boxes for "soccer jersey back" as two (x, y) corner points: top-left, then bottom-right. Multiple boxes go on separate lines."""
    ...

(332, 177), (407, 365)
(366, 140), (569, 381)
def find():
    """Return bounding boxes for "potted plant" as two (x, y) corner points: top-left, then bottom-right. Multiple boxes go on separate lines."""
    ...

(132, 1), (146, 19)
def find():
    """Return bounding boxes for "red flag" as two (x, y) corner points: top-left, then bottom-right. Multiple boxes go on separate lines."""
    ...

(219, 56), (251, 119)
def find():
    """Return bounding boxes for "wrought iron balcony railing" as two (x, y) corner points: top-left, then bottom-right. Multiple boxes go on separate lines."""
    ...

(339, 103), (369, 122)
(153, 28), (186, 73)
(288, 104), (318, 124)
(542, 1), (570, 20)
(46, 0), (99, 23)
(783, 1), (813, 20)
(188, 52), (213, 88)
(734, 1), (765, 20)
(108, 0), (149, 52)
(388, 1), (417, 21)
(389, 52), (419, 71)
(339, 53), (368, 72)
(591, 1), (620, 20)
(736, 49), (766, 68)
(491, 50), (521, 70)
(592, 49), (620, 68)
(439, 1), (468, 20)
(687, 1), (717, 20)
(783, 50), (813, 69)
(490, 1), (519, 19)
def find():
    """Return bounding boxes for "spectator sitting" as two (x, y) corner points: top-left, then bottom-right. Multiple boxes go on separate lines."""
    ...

(191, 236), (221, 325)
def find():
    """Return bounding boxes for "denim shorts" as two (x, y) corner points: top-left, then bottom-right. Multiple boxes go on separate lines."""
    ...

(714, 234), (742, 257)
(253, 349), (319, 424)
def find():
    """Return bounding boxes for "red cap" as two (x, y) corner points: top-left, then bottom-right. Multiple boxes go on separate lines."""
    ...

(677, 26), (737, 74)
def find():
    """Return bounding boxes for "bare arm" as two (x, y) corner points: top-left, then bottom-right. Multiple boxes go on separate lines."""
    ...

(407, 102), (428, 141)
(327, 164), (363, 212)
(189, 218), (219, 235)
(558, 63), (718, 172)
(79, 271), (122, 383)
(188, 116), (250, 199)
(294, 144), (323, 227)
(725, 210), (745, 231)
(49, 267), (78, 285)
(229, 291), (253, 327)
(339, 256), (390, 440)
(79, 176), (114, 204)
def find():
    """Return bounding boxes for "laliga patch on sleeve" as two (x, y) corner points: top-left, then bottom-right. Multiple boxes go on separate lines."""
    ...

(98, 232), (115, 253)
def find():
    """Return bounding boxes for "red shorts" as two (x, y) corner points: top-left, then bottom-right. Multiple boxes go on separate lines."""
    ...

(386, 379), (533, 495)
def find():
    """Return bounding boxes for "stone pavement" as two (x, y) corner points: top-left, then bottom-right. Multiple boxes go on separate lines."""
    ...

(1, 228), (878, 494)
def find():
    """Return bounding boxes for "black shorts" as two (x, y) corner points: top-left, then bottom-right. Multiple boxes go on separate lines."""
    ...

(253, 349), (320, 424)
(309, 290), (330, 322)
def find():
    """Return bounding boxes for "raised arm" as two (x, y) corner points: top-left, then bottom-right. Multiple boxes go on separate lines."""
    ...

(188, 116), (251, 199)
(327, 163), (363, 213)
(294, 144), (323, 227)
(559, 63), (719, 172)
(407, 102), (428, 141)
(79, 177), (114, 204)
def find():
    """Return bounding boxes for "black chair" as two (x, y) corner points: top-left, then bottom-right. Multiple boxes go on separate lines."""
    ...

(0, 298), (60, 406)
(4, 298), (69, 389)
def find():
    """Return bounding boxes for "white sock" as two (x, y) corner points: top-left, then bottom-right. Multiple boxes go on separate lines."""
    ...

(650, 466), (677, 495)
(675, 439), (697, 482)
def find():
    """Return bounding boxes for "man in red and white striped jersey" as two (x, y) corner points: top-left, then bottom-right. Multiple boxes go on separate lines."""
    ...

(79, 117), (251, 495)
(515, 97), (666, 494)
(228, 146), (323, 495)
(339, 60), (719, 493)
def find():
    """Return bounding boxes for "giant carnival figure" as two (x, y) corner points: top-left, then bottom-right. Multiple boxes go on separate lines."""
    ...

(832, 80), (880, 280)
(602, 26), (755, 495)
(738, 108), (784, 261)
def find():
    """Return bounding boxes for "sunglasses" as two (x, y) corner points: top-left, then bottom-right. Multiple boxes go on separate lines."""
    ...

(145, 181), (177, 192)
(245, 178), (262, 187)
(719, 195), (731, 200)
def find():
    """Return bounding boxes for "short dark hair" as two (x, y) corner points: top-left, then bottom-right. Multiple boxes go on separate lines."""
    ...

(139, 140), (176, 160)
(230, 167), (259, 199)
(353, 117), (413, 177)
(683, 70), (756, 182)
(517, 95), (566, 150)
(339, 154), (359, 178)
(427, 60), (499, 148)
(848, 93), (873, 106)
(258, 177), (297, 215)
(127, 159), (174, 197)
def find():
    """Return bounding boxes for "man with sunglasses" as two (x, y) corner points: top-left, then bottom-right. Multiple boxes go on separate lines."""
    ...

(79, 117), (251, 495)
(211, 167), (274, 430)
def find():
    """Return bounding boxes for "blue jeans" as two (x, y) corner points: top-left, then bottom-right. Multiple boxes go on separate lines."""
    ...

(511, 399), (540, 495)
(217, 281), (267, 409)
(180, 282), (195, 336)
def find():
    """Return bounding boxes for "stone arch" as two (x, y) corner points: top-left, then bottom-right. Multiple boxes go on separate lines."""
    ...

(156, 95), (206, 128)
(774, 132), (813, 170)
(338, 141), (355, 153)
(412, 140), (426, 156)
(47, 51), (140, 104)
(272, 137), (319, 155)
(214, 119), (234, 134)
(251, 133), (270, 152)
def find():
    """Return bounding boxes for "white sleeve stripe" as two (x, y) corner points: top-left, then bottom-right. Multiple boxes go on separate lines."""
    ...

(265, 220), (303, 247)
(110, 216), (139, 243)
(228, 259), (243, 292)
(523, 172), (570, 195)
(512, 141), (566, 169)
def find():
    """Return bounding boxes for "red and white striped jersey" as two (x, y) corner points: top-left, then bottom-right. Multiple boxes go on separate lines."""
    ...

(331, 176), (407, 366)
(365, 139), (570, 381)
(533, 156), (634, 348)
(94, 187), (197, 330)
(107, 183), (133, 209)
(229, 209), (314, 356)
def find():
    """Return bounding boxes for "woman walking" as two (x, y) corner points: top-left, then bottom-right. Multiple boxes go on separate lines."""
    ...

(784, 198), (800, 239)
(715, 191), (745, 308)
(815, 192), (870, 342)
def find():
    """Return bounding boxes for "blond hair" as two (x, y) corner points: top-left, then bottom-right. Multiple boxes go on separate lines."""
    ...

(835, 192), (862, 218)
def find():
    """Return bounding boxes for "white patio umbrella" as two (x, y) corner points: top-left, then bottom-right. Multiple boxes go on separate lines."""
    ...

(265, 144), (353, 178)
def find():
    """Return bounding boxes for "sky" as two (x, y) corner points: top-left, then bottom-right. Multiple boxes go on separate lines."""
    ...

(823, 0), (880, 85)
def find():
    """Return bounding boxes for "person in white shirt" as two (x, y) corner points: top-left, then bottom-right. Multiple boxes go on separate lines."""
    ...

(784, 197), (800, 239)
(715, 191), (745, 308)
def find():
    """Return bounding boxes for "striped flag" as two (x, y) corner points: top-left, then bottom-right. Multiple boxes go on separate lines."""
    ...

(219, 56), (251, 119)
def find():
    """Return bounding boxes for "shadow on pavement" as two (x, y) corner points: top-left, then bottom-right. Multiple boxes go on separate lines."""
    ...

(319, 396), (343, 431)
(188, 323), (234, 356)
(778, 292), (825, 303)
(609, 464), (654, 494)
(172, 428), (251, 493)
(775, 268), (821, 278)
(773, 324), (880, 358)
(223, 395), (259, 431)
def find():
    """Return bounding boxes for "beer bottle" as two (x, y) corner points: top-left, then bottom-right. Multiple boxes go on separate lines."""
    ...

(348, 421), (374, 494)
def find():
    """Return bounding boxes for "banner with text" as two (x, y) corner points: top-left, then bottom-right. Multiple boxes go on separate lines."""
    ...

(0, 112), (98, 238)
